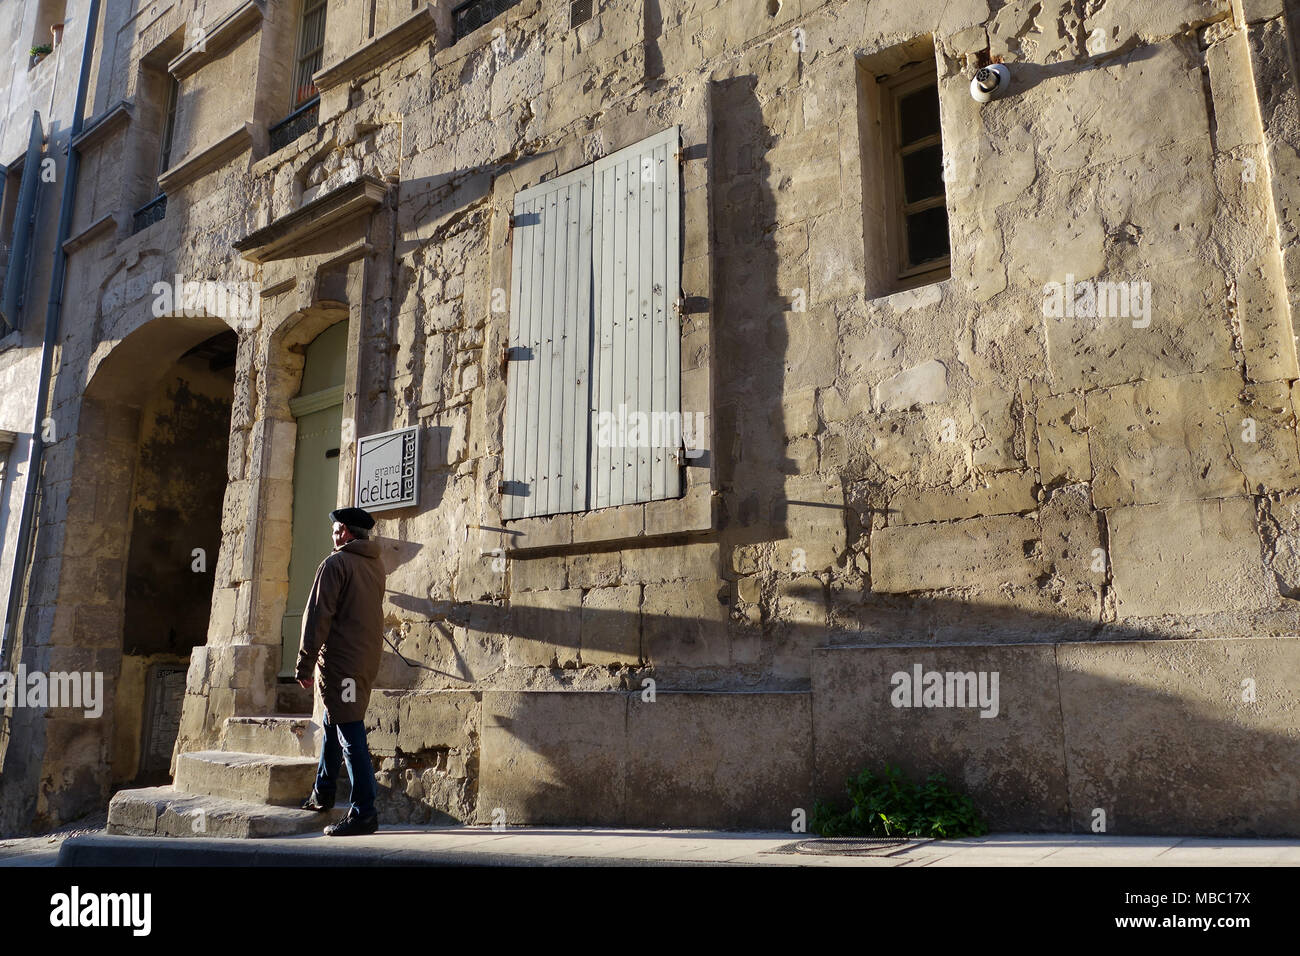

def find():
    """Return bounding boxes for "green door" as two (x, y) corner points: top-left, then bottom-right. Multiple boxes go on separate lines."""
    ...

(280, 322), (348, 677)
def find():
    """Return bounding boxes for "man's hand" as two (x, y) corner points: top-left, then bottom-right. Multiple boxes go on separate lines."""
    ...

(297, 678), (314, 690)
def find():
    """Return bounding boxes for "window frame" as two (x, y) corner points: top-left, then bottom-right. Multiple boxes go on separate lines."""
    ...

(158, 75), (180, 175)
(499, 126), (685, 522)
(877, 57), (950, 288)
(292, 0), (328, 110)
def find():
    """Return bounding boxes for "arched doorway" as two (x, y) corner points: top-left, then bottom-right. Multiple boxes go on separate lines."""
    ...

(279, 321), (348, 684)
(117, 329), (237, 784)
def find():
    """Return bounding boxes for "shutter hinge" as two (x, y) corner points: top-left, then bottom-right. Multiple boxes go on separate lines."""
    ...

(499, 344), (510, 375)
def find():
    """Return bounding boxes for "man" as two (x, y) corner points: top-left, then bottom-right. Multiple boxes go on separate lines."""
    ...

(296, 506), (386, 836)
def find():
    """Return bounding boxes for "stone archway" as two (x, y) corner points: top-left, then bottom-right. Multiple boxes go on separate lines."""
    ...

(36, 313), (237, 823)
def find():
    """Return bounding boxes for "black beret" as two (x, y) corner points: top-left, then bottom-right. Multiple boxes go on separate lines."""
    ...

(330, 507), (375, 530)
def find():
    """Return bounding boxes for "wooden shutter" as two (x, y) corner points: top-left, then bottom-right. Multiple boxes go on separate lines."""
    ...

(1, 112), (44, 332)
(589, 125), (681, 509)
(501, 164), (594, 519)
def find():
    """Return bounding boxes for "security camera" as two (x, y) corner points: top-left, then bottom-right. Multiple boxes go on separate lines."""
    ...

(970, 63), (1010, 103)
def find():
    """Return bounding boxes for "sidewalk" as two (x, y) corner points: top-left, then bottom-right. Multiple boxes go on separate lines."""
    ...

(37, 827), (1300, 867)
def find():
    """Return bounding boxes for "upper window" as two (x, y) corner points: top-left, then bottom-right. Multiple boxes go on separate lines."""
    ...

(880, 60), (949, 284)
(858, 42), (951, 294)
(452, 0), (524, 44)
(500, 127), (683, 520)
(158, 76), (180, 174)
(31, 0), (66, 49)
(292, 0), (328, 109)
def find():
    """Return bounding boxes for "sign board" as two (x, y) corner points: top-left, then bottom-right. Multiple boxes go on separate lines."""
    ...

(355, 425), (419, 513)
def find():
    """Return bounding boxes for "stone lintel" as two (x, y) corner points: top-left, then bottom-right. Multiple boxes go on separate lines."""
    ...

(70, 100), (132, 154)
(62, 213), (120, 255)
(158, 122), (255, 194)
(312, 6), (437, 94)
(168, 0), (265, 80)
(233, 175), (388, 263)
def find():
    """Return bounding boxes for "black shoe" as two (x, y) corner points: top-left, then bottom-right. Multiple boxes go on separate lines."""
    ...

(301, 792), (335, 812)
(324, 811), (378, 837)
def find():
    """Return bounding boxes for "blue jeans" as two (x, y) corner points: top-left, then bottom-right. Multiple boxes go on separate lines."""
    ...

(313, 711), (377, 818)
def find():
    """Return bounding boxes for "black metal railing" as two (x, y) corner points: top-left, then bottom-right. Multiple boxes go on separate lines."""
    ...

(269, 96), (320, 153)
(452, 0), (524, 43)
(131, 193), (167, 234)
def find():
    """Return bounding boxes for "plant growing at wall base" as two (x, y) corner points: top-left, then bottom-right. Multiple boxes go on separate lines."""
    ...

(30, 44), (53, 57)
(810, 764), (988, 839)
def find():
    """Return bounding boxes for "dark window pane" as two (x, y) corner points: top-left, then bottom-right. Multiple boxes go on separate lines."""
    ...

(901, 143), (944, 204)
(898, 84), (940, 145)
(453, 0), (524, 42)
(906, 205), (949, 267)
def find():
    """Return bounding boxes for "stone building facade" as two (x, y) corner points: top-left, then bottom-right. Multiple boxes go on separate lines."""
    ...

(2, 0), (1300, 836)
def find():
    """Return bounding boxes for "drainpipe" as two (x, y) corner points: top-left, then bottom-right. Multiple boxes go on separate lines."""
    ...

(1, 0), (101, 670)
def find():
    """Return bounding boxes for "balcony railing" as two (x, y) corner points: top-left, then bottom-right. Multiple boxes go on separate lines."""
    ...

(269, 96), (320, 154)
(131, 193), (167, 235)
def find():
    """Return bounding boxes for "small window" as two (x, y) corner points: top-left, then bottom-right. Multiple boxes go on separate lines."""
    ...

(158, 76), (180, 174)
(292, 0), (328, 109)
(570, 0), (594, 29)
(858, 42), (951, 295)
(452, 0), (524, 44)
(31, 0), (67, 49)
(880, 61), (949, 283)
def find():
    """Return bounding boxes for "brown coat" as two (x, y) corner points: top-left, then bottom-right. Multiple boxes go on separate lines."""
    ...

(295, 538), (387, 724)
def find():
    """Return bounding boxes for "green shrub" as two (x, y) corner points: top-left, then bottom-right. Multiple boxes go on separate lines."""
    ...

(810, 764), (989, 839)
(30, 44), (53, 57)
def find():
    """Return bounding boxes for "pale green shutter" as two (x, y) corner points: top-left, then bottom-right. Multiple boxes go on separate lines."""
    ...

(589, 125), (681, 508)
(501, 164), (594, 518)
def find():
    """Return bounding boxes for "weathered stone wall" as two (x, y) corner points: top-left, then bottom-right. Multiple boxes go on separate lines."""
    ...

(6, 0), (1300, 834)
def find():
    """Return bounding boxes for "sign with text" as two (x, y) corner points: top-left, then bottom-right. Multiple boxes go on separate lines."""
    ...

(355, 426), (419, 513)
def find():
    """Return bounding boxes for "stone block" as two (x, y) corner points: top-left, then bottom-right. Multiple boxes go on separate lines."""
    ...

(566, 550), (621, 589)
(811, 643), (1070, 831)
(580, 584), (641, 666)
(478, 691), (626, 825)
(1058, 637), (1300, 835)
(624, 691), (813, 828)
(1086, 371), (1266, 508)
(1108, 497), (1275, 618)
(890, 472), (1038, 525)
(642, 579), (729, 667)
(871, 514), (1040, 594)
(506, 587), (582, 667)
(509, 555), (566, 593)
(1035, 393), (1091, 486)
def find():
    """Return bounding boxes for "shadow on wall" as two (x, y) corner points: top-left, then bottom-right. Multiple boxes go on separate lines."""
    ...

(461, 595), (1300, 836)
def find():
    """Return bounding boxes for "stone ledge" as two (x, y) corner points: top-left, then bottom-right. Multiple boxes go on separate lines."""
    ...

(70, 100), (131, 153)
(158, 122), (255, 194)
(62, 213), (119, 255)
(503, 484), (716, 553)
(313, 6), (437, 93)
(233, 175), (388, 263)
(168, 0), (264, 79)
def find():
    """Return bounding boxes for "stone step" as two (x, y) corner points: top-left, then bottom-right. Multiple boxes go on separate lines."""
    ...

(222, 715), (317, 758)
(107, 786), (342, 839)
(175, 750), (318, 806)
